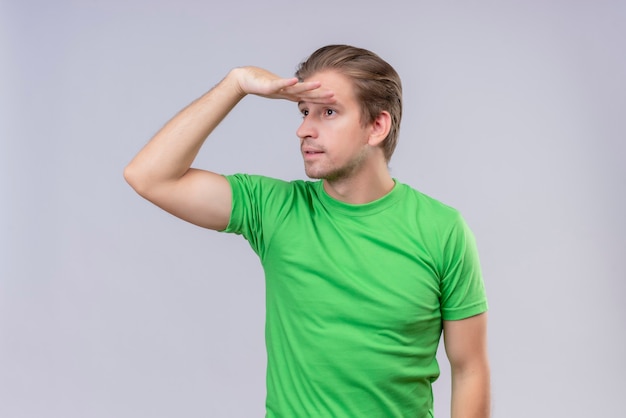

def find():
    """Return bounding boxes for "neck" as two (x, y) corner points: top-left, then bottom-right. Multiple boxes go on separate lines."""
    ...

(322, 159), (394, 204)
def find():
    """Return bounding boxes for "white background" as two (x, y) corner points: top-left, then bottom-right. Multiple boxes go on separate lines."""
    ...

(2, 0), (625, 416)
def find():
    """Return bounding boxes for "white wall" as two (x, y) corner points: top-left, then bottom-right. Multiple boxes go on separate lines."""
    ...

(2, 0), (624, 416)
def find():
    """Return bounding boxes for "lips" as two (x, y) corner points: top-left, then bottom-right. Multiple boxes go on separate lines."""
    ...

(302, 148), (324, 161)
(301, 145), (324, 154)
(302, 150), (323, 160)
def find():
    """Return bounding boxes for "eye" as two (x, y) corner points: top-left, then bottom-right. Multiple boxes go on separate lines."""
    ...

(324, 108), (336, 116)
(300, 109), (309, 117)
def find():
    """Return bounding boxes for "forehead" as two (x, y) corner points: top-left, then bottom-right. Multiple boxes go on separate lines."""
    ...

(303, 69), (357, 102)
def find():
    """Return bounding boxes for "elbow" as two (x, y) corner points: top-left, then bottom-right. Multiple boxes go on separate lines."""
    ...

(123, 162), (138, 189)
(123, 162), (149, 197)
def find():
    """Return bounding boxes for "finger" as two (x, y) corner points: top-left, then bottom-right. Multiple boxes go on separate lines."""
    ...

(295, 80), (322, 91)
(283, 81), (329, 95)
(299, 93), (336, 104)
(277, 81), (318, 97)
(274, 77), (299, 90)
(286, 84), (335, 103)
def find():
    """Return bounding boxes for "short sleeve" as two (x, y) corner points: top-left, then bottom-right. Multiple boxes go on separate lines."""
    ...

(439, 214), (489, 320)
(222, 174), (294, 258)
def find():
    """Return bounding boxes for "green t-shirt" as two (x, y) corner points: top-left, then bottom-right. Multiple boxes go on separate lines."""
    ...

(223, 174), (488, 418)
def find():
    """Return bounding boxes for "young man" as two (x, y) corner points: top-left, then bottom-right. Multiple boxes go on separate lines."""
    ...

(125, 45), (490, 417)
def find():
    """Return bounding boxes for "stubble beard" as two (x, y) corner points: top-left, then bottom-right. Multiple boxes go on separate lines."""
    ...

(304, 147), (369, 182)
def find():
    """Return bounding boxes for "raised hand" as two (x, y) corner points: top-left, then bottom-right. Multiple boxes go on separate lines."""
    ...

(125, 64), (335, 231)
(232, 66), (335, 104)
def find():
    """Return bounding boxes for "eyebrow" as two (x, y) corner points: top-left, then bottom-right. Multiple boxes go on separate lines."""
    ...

(297, 101), (343, 109)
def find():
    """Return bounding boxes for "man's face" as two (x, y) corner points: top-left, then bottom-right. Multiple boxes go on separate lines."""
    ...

(297, 70), (374, 181)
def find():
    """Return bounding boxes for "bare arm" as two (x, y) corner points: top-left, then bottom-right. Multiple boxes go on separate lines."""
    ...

(443, 312), (491, 418)
(124, 67), (334, 230)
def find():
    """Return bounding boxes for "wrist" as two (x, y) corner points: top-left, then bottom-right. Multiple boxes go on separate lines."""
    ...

(225, 67), (248, 100)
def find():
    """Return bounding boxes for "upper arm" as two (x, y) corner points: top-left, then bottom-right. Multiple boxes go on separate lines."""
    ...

(443, 312), (489, 372)
(128, 167), (232, 231)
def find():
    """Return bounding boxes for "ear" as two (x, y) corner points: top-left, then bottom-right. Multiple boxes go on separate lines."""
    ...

(367, 111), (391, 147)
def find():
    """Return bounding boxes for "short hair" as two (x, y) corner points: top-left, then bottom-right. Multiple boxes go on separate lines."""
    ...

(295, 45), (403, 162)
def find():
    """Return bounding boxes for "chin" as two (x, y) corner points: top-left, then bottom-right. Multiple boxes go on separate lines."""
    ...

(304, 157), (363, 182)
(304, 165), (337, 180)
(303, 164), (326, 180)
(304, 170), (324, 180)
(305, 168), (348, 182)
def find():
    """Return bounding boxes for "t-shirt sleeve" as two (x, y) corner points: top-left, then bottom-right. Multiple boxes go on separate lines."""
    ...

(221, 173), (291, 258)
(221, 173), (265, 255)
(439, 213), (489, 321)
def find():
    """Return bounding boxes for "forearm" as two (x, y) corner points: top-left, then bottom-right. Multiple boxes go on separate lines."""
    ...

(450, 364), (491, 418)
(124, 70), (245, 194)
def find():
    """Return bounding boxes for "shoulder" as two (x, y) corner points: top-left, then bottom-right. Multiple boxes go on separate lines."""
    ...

(396, 181), (463, 224)
(225, 173), (319, 203)
(392, 182), (478, 255)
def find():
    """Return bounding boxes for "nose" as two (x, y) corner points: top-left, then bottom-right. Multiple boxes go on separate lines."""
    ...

(296, 116), (317, 140)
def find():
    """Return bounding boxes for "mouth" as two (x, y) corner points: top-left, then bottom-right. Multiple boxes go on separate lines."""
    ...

(303, 150), (324, 160)
(302, 146), (324, 156)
